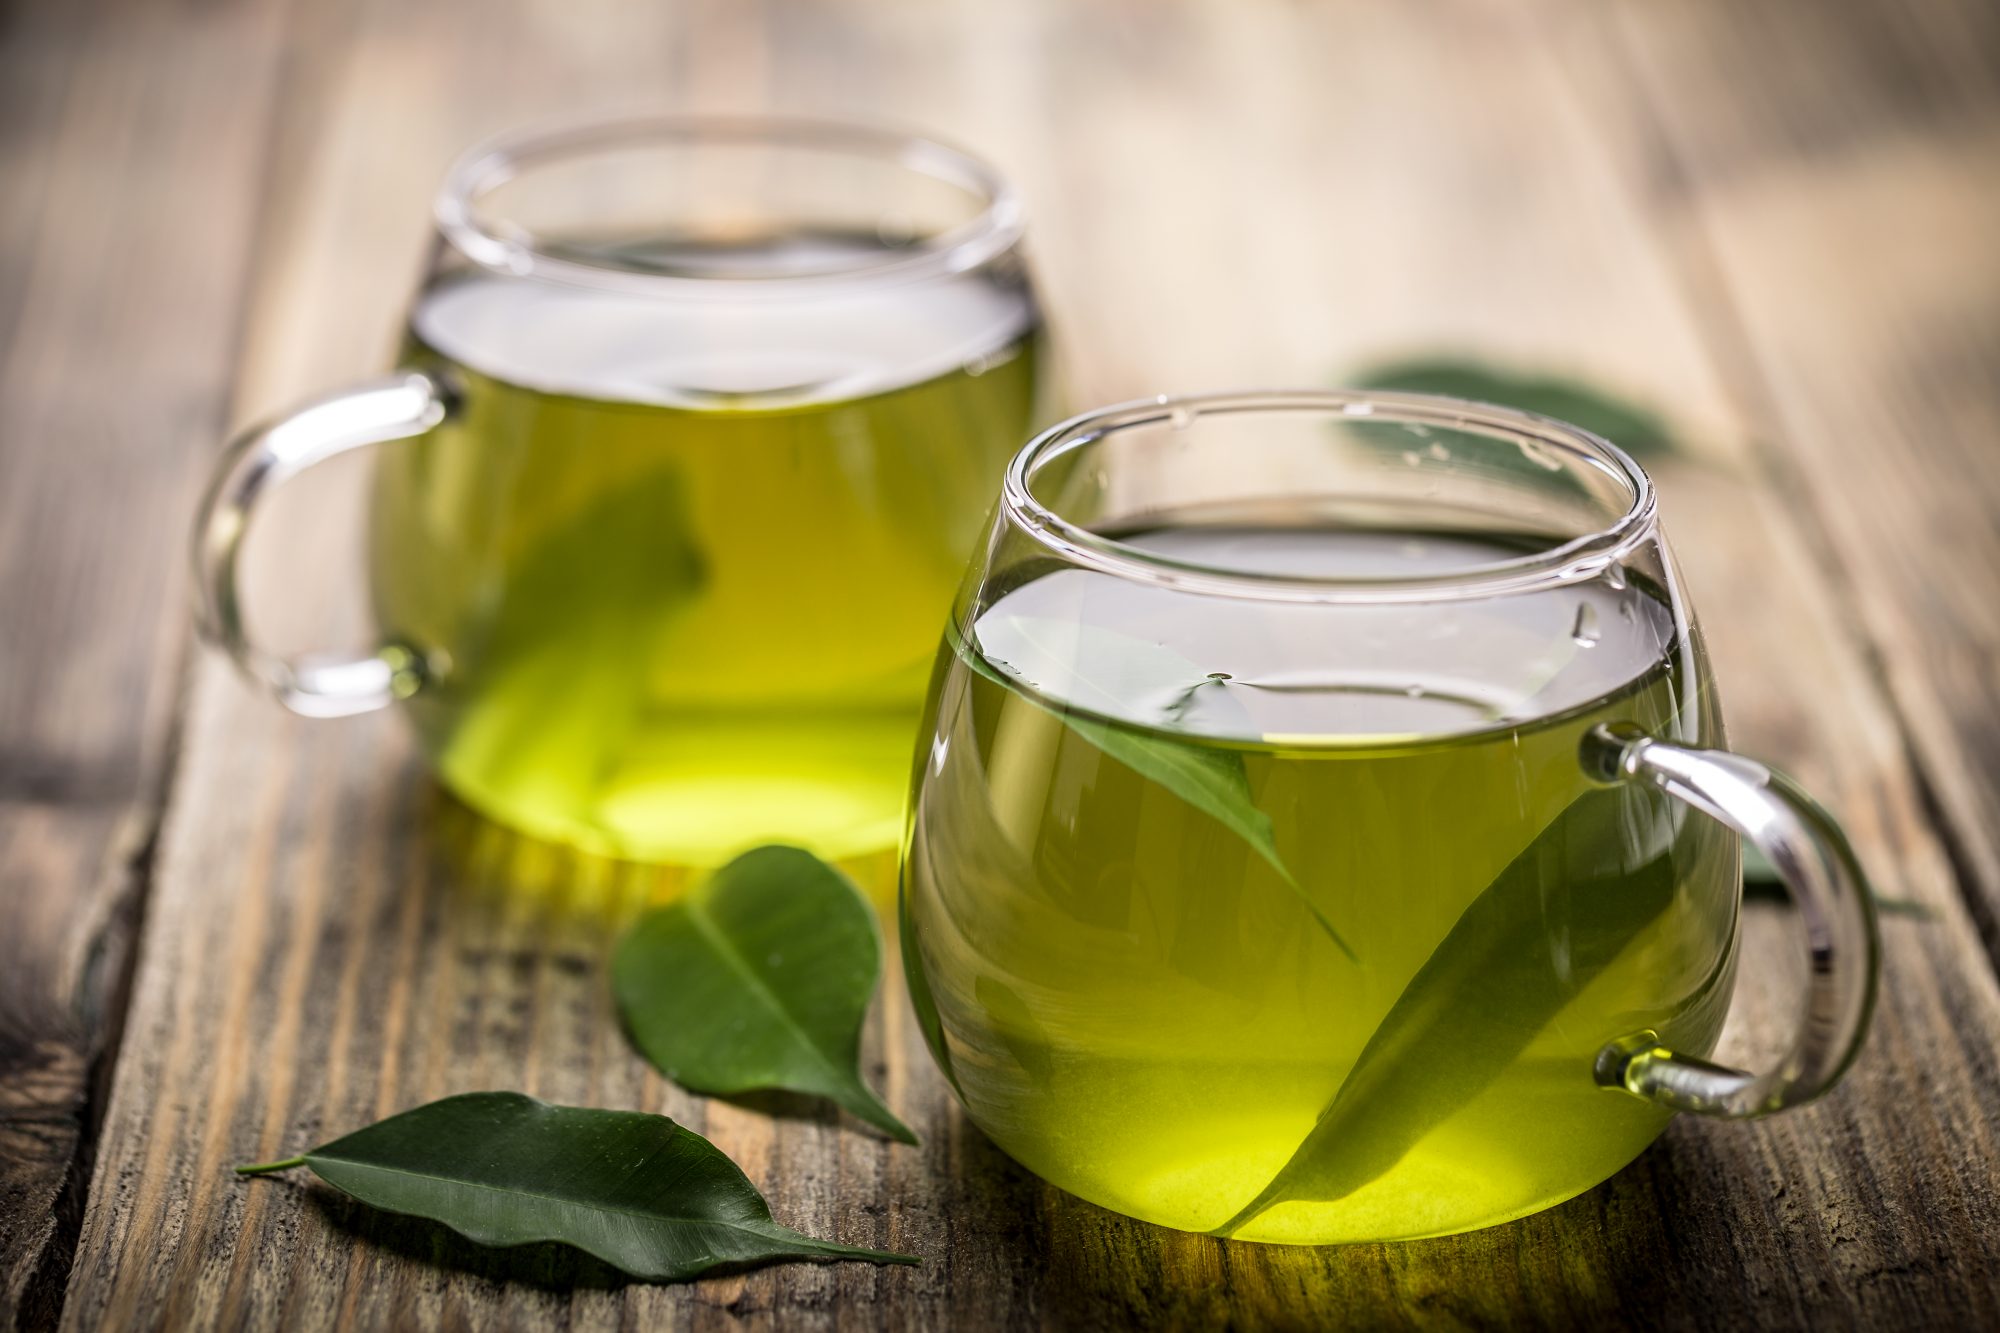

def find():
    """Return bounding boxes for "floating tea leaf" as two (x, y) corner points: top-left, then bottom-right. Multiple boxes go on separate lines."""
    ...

(1212, 786), (1683, 1235)
(960, 618), (1355, 960)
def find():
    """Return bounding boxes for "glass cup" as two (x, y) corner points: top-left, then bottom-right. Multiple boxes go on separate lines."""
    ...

(901, 390), (1878, 1245)
(194, 115), (1049, 865)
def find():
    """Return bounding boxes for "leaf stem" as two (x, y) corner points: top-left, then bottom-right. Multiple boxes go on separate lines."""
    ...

(235, 1156), (308, 1176)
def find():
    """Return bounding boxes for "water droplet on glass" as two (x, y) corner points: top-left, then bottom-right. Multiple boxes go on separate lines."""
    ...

(1405, 684), (1425, 698)
(1618, 600), (1635, 622)
(1401, 451), (1422, 468)
(1425, 441), (1451, 461)
(1571, 603), (1601, 647)
(1342, 401), (1375, 417)
(1169, 405), (1194, 431)
(1604, 563), (1628, 591)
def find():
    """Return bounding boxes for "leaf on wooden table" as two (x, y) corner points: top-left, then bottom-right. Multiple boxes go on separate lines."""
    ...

(613, 846), (917, 1143)
(1353, 357), (1680, 458)
(1742, 840), (1932, 919)
(234, 1092), (915, 1280)
(1741, 840), (1781, 885)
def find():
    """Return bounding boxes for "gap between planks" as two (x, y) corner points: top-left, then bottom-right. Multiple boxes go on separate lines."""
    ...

(1573, 0), (2000, 977)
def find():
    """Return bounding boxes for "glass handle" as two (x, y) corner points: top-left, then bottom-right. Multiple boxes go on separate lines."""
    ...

(191, 372), (451, 718)
(1582, 724), (1881, 1117)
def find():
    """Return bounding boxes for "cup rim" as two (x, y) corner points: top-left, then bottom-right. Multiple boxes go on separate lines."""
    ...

(1001, 389), (1660, 605)
(433, 113), (1024, 296)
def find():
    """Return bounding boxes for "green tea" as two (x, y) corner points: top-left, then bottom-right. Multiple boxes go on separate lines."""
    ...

(370, 236), (1043, 863)
(902, 524), (1738, 1244)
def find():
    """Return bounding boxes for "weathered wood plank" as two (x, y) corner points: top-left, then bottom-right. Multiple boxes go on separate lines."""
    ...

(1582, 0), (2000, 951)
(52, 0), (2000, 1329)
(0, 0), (289, 1324)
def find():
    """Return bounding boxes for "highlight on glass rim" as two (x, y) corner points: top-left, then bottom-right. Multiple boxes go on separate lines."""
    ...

(14, 4), (1991, 1328)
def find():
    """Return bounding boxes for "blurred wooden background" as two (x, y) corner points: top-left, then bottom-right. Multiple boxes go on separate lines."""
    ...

(4, 0), (1998, 1328)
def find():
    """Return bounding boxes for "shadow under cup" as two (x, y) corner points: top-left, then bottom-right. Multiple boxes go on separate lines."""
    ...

(900, 391), (1872, 1244)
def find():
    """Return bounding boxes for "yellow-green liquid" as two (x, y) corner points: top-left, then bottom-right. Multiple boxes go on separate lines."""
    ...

(902, 526), (1738, 1243)
(371, 245), (1043, 863)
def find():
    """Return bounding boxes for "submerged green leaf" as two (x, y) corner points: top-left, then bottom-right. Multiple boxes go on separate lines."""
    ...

(1212, 786), (1693, 1235)
(425, 465), (706, 855)
(1354, 358), (1679, 458)
(1056, 711), (1293, 877)
(235, 1092), (914, 1280)
(961, 628), (1356, 962)
(613, 846), (917, 1143)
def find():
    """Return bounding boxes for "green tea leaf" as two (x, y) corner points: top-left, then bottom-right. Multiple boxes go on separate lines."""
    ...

(234, 1092), (914, 1280)
(961, 626), (1356, 962)
(613, 846), (917, 1144)
(1212, 786), (1688, 1235)
(1741, 840), (1781, 885)
(1742, 842), (1932, 919)
(1354, 358), (1679, 458)
(1055, 709), (1292, 884)
(429, 465), (706, 855)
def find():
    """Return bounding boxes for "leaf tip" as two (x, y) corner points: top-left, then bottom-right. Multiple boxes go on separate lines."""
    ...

(848, 1092), (920, 1146)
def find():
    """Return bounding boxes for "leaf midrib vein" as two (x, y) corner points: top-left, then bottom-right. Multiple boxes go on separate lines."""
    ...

(681, 896), (853, 1093)
(311, 1152), (841, 1242)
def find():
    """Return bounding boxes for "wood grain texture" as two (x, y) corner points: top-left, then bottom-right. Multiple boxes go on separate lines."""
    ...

(10, 0), (1999, 1329)
(1583, 0), (2000, 958)
(0, 0), (289, 1323)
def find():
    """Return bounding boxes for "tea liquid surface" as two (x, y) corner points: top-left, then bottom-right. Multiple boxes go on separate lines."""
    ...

(371, 235), (1042, 862)
(903, 525), (1738, 1243)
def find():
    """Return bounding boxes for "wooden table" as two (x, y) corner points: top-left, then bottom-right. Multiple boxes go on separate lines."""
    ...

(5, 1), (1998, 1327)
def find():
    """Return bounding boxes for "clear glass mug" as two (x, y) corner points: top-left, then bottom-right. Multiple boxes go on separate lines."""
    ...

(901, 390), (1878, 1245)
(192, 116), (1049, 866)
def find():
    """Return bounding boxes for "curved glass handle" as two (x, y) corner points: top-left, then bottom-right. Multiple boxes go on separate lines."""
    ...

(191, 372), (450, 718)
(1583, 724), (1880, 1117)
